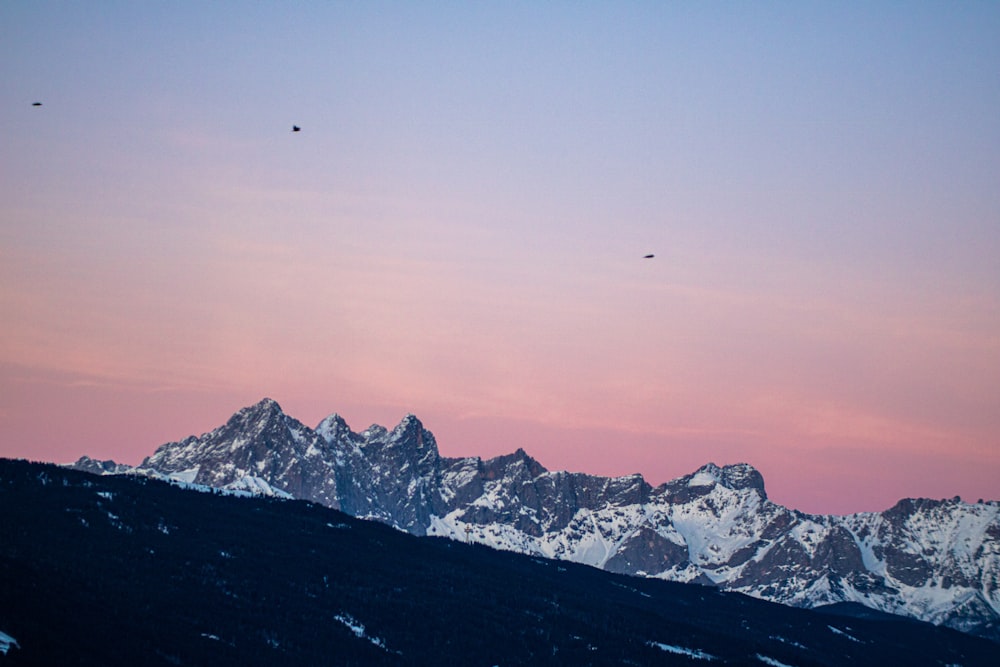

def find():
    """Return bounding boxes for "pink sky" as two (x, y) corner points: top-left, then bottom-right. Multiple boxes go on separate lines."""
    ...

(2, 4), (999, 514)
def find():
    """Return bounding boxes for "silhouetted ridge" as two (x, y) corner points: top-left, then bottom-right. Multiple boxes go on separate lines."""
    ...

(7, 458), (999, 665)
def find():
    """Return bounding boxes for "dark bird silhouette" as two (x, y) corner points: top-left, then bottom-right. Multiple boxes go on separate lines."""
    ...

(643, 254), (655, 259)
(292, 125), (301, 132)
(32, 102), (42, 107)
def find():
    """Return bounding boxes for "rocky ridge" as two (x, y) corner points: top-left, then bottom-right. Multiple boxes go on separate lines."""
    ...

(72, 398), (1000, 641)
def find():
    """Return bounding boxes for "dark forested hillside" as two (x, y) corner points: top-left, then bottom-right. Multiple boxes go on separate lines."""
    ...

(1, 458), (996, 666)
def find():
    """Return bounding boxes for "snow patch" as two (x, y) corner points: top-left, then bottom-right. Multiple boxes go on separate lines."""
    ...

(0, 631), (19, 655)
(168, 467), (200, 484)
(223, 476), (294, 499)
(333, 613), (398, 654)
(688, 471), (718, 487)
(756, 655), (794, 667)
(827, 625), (863, 643)
(769, 635), (806, 650)
(647, 641), (716, 660)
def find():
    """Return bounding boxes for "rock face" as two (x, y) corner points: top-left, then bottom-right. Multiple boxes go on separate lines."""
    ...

(141, 398), (338, 506)
(72, 398), (1000, 642)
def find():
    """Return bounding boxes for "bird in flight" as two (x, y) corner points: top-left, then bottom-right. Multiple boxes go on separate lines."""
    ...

(292, 125), (301, 132)
(32, 102), (42, 107)
(643, 254), (655, 259)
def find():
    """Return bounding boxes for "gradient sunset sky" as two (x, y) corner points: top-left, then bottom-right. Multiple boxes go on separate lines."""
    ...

(3, 3), (998, 514)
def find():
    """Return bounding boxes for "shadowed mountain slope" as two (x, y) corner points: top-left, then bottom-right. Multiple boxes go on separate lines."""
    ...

(3, 458), (999, 665)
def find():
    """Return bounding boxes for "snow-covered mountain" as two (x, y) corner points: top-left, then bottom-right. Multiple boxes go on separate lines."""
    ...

(71, 398), (1000, 641)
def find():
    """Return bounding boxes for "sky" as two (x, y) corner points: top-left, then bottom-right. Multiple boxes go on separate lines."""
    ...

(2, 2), (998, 515)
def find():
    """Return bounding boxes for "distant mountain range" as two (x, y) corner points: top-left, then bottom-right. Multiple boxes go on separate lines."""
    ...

(4, 457), (999, 665)
(71, 398), (1000, 642)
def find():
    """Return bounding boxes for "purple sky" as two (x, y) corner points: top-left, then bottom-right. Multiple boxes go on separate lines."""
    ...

(2, 3), (999, 514)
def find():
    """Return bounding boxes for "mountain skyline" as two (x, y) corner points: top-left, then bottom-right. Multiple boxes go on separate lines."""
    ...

(56, 392), (1000, 515)
(69, 397), (1000, 641)
(3, 4), (999, 515)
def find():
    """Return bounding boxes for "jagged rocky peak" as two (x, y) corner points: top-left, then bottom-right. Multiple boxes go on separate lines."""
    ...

(718, 462), (767, 497)
(141, 398), (295, 471)
(483, 448), (547, 480)
(230, 397), (286, 429)
(360, 424), (389, 441)
(315, 413), (352, 443)
(883, 495), (966, 520)
(511, 447), (545, 470)
(391, 415), (442, 469)
(686, 462), (767, 497)
(70, 455), (129, 475)
(383, 414), (438, 452)
(393, 414), (435, 442)
(391, 413), (423, 437)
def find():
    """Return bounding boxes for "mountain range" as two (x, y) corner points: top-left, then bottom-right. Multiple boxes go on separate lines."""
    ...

(5, 457), (999, 665)
(71, 398), (1000, 642)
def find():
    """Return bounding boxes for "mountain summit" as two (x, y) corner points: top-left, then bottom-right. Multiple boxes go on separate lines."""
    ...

(73, 399), (1000, 642)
